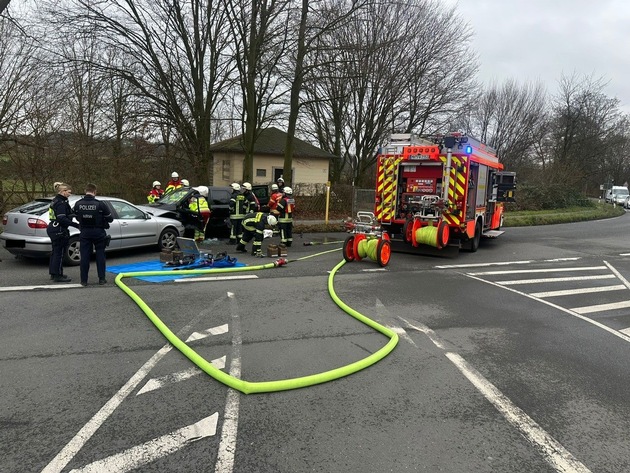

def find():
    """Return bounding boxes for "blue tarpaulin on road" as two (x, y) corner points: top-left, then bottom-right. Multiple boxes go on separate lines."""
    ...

(107, 258), (245, 283)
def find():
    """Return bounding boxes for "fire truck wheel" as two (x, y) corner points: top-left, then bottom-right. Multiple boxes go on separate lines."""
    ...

(343, 235), (356, 262)
(463, 219), (482, 252)
(376, 239), (391, 267)
(403, 220), (413, 243)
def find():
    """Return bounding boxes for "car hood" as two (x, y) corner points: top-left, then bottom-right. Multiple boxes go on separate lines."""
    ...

(136, 204), (175, 217)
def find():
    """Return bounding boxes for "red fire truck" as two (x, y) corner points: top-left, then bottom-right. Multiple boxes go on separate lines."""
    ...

(374, 132), (516, 255)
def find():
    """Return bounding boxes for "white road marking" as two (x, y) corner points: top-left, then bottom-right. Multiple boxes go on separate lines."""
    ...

(69, 413), (218, 473)
(620, 327), (630, 336)
(376, 299), (416, 346)
(464, 274), (630, 343)
(446, 353), (591, 473)
(136, 356), (226, 396)
(362, 268), (387, 272)
(468, 266), (606, 276)
(186, 324), (229, 342)
(570, 300), (630, 314)
(42, 300), (228, 473)
(530, 285), (626, 298)
(215, 291), (243, 473)
(41, 344), (174, 473)
(175, 275), (259, 283)
(498, 275), (615, 285)
(435, 257), (581, 269)
(401, 318), (591, 473)
(0, 284), (83, 292)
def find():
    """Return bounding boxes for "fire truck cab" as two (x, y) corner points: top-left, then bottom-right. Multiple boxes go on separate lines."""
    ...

(374, 132), (516, 254)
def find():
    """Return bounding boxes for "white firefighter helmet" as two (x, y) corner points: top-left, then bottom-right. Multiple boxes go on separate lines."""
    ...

(230, 182), (241, 191)
(242, 182), (252, 191)
(171, 172), (179, 178)
(267, 214), (277, 226)
(195, 186), (209, 197)
(152, 181), (161, 187)
(181, 179), (189, 186)
(271, 183), (278, 191)
(283, 186), (293, 195)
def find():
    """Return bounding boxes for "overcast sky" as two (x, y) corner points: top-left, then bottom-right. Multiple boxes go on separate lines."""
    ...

(447, 0), (630, 113)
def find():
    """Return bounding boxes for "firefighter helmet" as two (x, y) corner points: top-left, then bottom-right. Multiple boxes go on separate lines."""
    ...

(267, 215), (277, 226)
(230, 182), (241, 191)
(271, 183), (278, 191)
(283, 186), (293, 195)
(152, 181), (161, 187)
(242, 182), (252, 191)
(181, 179), (189, 186)
(277, 177), (284, 183)
(171, 172), (179, 178)
(196, 186), (209, 197)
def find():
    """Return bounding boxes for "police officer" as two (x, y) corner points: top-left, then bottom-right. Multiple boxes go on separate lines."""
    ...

(74, 183), (113, 286)
(235, 212), (277, 256)
(47, 182), (79, 282)
(274, 186), (294, 247)
(228, 183), (246, 244)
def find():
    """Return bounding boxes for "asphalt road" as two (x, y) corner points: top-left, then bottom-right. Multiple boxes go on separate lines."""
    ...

(2, 215), (630, 472)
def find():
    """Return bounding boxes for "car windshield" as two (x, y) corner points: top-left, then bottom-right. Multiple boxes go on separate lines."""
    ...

(616, 191), (629, 197)
(156, 187), (189, 204)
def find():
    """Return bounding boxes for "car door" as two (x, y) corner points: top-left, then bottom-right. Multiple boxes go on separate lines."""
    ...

(108, 200), (157, 248)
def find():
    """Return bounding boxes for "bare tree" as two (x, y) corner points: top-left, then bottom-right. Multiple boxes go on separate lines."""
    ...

(45, 0), (238, 184)
(223, 0), (291, 182)
(462, 79), (548, 171)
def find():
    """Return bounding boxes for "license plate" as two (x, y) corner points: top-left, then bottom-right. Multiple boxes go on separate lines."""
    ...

(6, 239), (26, 248)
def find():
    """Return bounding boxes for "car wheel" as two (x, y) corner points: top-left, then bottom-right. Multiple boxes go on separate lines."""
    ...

(63, 236), (81, 266)
(159, 228), (178, 250)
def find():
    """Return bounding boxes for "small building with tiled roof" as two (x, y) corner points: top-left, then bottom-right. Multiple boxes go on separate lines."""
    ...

(209, 127), (337, 190)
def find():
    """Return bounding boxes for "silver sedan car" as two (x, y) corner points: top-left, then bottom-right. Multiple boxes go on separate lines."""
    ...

(1, 195), (185, 265)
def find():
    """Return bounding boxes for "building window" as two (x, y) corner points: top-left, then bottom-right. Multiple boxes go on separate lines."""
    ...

(222, 160), (230, 181)
(256, 168), (266, 177)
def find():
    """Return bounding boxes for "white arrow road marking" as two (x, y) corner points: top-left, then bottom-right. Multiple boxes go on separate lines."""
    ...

(186, 323), (229, 342)
(69, 413), (218, 473)
(136, 357), (227, 396)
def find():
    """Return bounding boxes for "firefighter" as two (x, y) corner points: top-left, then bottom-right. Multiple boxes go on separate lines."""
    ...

(274, 186), (294, 247)
(181, 179), (190, 187)
(268, 183), (282, 213)
(228, 182), (246, 244)
(276, 177), (285, 193)
(242, 182), (260, 213)
(188, 186), (211, 241)
(47, 182), (80, 282)
(165, 172), (182, 194)
(147, 181), (164, 203)
(74, 183), (114, 286)
(235, 212), (277, 257)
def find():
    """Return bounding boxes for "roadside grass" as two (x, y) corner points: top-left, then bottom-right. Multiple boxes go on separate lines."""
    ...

(503, 202), (625, 227)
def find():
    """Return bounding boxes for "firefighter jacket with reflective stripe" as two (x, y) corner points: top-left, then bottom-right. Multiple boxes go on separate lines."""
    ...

(147, 188), (164, 203)
(276, 196), (294, 223)
(230, 192), (247, 219)
(165, 179), (182, 194)
(242, 212), (268, 232)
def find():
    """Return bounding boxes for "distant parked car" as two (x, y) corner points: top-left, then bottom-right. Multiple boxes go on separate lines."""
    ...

(1, 196), (184, 265)
(605, 186), (629, 205)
